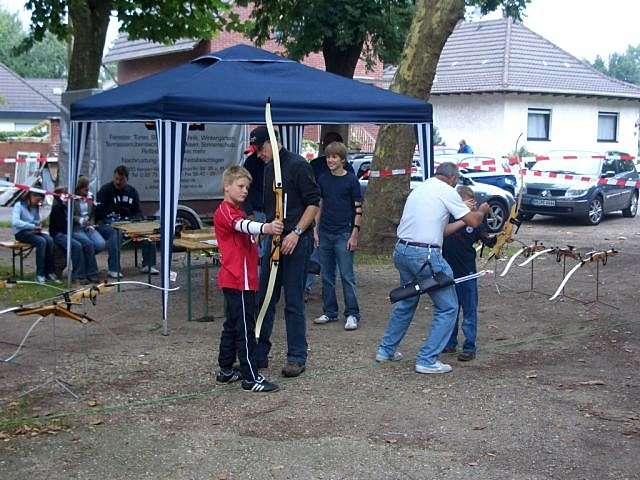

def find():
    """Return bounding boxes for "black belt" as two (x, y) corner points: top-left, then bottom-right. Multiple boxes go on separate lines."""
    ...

(398, 239), (440, 249)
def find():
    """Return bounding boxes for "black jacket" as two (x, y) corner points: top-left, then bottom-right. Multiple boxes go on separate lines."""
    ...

(48, 198), (68, 237)
(263, 148), (320, 233)
(94, 182), (142, 224)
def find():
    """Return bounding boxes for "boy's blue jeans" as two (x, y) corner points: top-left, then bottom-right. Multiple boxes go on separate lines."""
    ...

(318, 230), (359, 319)
(377, 243), (458, 367)
(446, 279), (479, 353)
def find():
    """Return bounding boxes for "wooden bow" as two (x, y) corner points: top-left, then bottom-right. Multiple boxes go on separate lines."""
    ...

(255, 98), (283, 340)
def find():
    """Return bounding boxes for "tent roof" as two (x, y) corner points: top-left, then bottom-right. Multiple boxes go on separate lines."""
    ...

(71, 44), (432, 124)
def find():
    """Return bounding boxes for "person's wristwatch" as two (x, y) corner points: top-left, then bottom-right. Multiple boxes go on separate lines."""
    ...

(293, 226), (304, 236)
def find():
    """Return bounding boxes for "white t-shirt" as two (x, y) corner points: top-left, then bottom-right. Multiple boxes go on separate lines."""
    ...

(396, 177), (470, 247)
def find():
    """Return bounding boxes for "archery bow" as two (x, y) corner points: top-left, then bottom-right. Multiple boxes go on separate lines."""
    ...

(255, 98), (283, 340)
(549, 248), (618, 300)
(483, 134), (526, 264)
(499, 240), (547, 277)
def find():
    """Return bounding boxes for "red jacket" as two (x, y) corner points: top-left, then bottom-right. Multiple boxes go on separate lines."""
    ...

(213, 201), (260, 291)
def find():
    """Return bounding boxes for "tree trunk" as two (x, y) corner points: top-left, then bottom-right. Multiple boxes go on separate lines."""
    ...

(319, 36), (366, 153)
(67, 1), (112, 90)
(360, 0), (465, 253)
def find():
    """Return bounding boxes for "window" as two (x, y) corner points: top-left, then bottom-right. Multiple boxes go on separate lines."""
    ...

(527, 109), (551, 140)
(597, 112), (618, 142)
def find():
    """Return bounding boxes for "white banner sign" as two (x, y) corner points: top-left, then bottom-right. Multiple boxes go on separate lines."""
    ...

(96, 123), (246, 201)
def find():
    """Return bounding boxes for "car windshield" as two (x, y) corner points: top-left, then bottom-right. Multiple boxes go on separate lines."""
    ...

(532, 158), (601, 176)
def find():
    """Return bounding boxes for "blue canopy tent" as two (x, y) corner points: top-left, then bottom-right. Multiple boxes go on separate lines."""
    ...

(69, 44), (433, 335)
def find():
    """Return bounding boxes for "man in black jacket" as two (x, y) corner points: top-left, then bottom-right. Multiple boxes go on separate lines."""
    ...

(94, 165), (157, 278)
(250, 127), (321, 378)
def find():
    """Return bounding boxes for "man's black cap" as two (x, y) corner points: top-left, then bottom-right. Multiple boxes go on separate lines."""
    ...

(244, 126), (278, 155)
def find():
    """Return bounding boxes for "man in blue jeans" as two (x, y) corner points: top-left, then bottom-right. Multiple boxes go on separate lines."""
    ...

(376, 163), (489, 374)
(249, 127), (320, 378)
(313, 140), (362, 330)
(442, 186), (496, 362)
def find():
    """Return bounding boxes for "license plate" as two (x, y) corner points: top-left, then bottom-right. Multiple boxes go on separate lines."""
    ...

(531, 198), (556, 207)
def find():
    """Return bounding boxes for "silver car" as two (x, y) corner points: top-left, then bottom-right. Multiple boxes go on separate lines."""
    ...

(360, 174), (515, 233)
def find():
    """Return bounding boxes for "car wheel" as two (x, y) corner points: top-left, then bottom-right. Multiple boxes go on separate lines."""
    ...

(176, 208), (202, 233)
(519, 212), (535, 221)
(486, 199), (508, 233)
(585, 196), (604, 225)
(622, 191), (638, 218)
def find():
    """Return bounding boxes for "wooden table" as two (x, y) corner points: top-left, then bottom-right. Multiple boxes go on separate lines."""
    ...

(111, 221), (160, 288)
(173, 236), (219, 322)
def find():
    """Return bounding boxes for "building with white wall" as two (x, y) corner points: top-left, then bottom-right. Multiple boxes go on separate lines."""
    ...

(387, 18), (640, 158)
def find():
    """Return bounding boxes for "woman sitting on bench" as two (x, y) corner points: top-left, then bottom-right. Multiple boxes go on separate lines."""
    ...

(12, 190), (58, 284)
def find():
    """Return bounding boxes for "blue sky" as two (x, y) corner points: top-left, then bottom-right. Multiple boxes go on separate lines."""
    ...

(1, 0), (639, 62)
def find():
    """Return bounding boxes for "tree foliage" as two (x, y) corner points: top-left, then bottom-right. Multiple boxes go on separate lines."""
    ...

(237, 0), (414, 74)
(590, 46), (640, 85)
(0, 8), (67, 78)
(20, 0), (233, 89)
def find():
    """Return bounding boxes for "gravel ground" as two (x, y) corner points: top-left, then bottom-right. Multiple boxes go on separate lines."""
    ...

(0, 211), (638, 480)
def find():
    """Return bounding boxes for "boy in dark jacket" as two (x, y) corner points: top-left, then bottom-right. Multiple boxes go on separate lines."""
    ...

(442, 186), (495, 361)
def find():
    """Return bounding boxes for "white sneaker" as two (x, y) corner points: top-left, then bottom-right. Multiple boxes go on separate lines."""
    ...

(344, 315), (358, 331)
(313, 314), (337, 324)
(375, 351), (403, 363)
(36, 275), (46, 284)
(415, 360), (453, 374)
(108, 270), (123, 279)
(139, 266), (159, 275)
(46, 273), (61, 284)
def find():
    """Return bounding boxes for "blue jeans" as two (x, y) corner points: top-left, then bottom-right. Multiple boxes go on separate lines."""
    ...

(305, 246), (320, 292)
(446, 279), (478, 353)
(73, 227), (106, 253)
(95, 224), (155, 272)
(53, 233), (98, 280)
(377, 243), (458, 367)
(255, 233), (312, 365)
(14, 230), (55, 277)
(318, 230), (359, 319)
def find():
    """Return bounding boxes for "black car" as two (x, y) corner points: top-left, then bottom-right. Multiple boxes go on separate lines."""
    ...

(521, 156), (638, 225)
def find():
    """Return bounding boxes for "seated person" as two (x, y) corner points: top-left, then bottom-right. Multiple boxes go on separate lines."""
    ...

(73, 176), (106, 254)
(12, 190), (58, 284)
(49, 187), (99, 284)
(94, 165), (158, 278)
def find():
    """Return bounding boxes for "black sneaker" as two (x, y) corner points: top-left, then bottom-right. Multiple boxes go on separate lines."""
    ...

(442, 346), (457, 354)
(242, 375), (279, 392)
(216, 368), (241, 384)
(458, 351), (476, 362)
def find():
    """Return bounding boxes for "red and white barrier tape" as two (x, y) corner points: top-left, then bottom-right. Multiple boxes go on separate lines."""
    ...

(0, 156), (58, 164)
(520, 169), (640, 188)
(367, 167), (417, 178)
(525, 154), (635, 162)
(9, 183), (96, 204)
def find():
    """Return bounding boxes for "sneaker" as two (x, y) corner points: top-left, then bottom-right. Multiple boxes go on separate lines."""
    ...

(415, 361), (453, 374)
(108, 271), (123, 279)
(36, 275), (46, 284)
(442, 346), (457, 354)
(282, 362), (306, 377)
(216, 368), (241, 384)
(313, 314), (337, 324)
(344, 315), (358, 331)
(88, 275), (100, 283)
(375, 351), (403, 363)
(242, 374), (279, 392)
(139, 266), (160, 275)
(46, 273), (61, 283)
(457, 351), (476, 362)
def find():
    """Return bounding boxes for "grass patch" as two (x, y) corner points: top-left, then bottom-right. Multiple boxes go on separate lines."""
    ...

(0, 220), (12, 229)
(355, 251), (392, 266)
(0, 397), (68, 439)
(0, 267), (66, 307)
